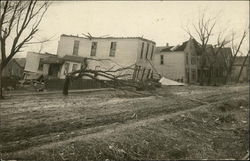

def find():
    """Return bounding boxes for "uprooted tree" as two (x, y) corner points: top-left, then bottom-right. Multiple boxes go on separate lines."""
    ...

(62, 58), (159, 96)
(0, 0), (50, 99)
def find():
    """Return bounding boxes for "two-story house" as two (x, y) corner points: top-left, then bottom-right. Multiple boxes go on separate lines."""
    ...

(41, 34), (156, 81)
(153, 38), (200, 84)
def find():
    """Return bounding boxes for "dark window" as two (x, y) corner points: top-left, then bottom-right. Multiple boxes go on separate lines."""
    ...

(73, 40), (80, 56)
(72, 64), (78, 72)
(186, 54), (188, 64)
(109, 42), (117, 57)
(140, 42), (144, 59)
(38, 58), (43, 71)
(160, 55), (164, 65)
(145, 43), (149, 59)
(64, 63), (69, 74)
(90, 42), (97, 56)
(150, 45), (154, 60)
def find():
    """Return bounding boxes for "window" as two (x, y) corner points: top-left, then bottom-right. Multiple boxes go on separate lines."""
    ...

(72, 64), (78, 72)
(64, 63), (69, 74)
(109, 42), (117, 57)
(140, 42), (144, 59)
(191, 56), (196, 65)
(191, 70), (196, 81)
(90, 42), (97, 56)
(73, 40), (80, 55)
(160, 55), (164, 65)
(186, 54), (188, 64)
(145, 43), (149, 59)
(150, 45), (154, 60)
(38, 58), (43, 71)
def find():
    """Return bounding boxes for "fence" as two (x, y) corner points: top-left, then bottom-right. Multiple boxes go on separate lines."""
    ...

(45, 78), (109, 90)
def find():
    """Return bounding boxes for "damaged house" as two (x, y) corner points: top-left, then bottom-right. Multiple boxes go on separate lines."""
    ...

(25, 34), (157, 88)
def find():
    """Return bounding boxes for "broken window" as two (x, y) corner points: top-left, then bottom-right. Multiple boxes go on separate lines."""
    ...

(109, 42), (117, 57)
(38, 58), (43, 71)
(150, 45), (154, 60)
(90, 42), (97, 56)
(160, 55), (164, 65)
(140, 42), (144, 59)
(145, 43), (149, 59)
(64, 63), (70, 74)
(72, 64), (78, 72)
(73, 40), (80, 56)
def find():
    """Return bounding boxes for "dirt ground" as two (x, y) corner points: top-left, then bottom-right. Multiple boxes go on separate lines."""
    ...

(0, 84), (249, 160)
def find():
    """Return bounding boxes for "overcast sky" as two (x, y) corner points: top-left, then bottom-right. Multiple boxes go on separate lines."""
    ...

(16, 1), (249, 57)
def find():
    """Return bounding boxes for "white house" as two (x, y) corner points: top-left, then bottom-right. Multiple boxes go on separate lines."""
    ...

(42, 34), (157, 80)
(24, 52), (58, 80)
(153, 39), (200, 84)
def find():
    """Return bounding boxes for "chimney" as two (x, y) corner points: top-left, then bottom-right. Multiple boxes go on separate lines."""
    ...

(166, 43), (169, 47)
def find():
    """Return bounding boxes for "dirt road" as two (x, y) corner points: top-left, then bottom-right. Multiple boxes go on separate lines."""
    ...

(0, 84), (249, 160)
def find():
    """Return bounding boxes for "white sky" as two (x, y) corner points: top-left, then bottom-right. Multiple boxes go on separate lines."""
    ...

(15, 1), (249, 57)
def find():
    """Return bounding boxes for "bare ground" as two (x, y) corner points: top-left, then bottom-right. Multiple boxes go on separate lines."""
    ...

(0, 84), (249, 160)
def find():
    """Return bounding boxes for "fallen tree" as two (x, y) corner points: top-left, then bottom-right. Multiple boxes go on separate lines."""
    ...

(62, 58), (160, 96)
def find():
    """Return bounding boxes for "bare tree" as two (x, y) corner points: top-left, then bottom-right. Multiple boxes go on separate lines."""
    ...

(223, 30), (248, 84)
(236, 53), (248, 83)
(184, 10), (235, 85)
(0, 0), (50, 98)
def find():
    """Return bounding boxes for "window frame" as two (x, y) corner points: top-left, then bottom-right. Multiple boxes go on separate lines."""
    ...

(109, 42), (117, 57)
(73, 40), (80, 56)
(160, 55), (164, 65)
(140, 42), (144, 59)
(90, 42), (98, 56)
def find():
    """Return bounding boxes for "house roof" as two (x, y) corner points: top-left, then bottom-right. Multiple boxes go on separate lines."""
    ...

(62, 55), (86, 63)
(61, 34), (156, 44)
(160, 46), (174, 52)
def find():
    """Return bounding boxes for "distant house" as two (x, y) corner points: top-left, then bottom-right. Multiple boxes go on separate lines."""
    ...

(231, 56), (249, 82)
(153, 38), (232, 85)
(41, 34), (156, 80)
(2, 58), (26, 79)
(153, 38), (200, 84)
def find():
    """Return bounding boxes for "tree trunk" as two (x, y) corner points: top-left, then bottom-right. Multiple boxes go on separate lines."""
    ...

(236, 55), (248, 83)
(0, 63), (3, 99)
(63, 76), (70, 96)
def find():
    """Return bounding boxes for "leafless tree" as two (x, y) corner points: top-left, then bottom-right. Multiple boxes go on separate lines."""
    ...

(223, 30), (248, 84)
(0, 0), (50, 99)
(236, 52), (249, 83)
(184, 10), (234, 85)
